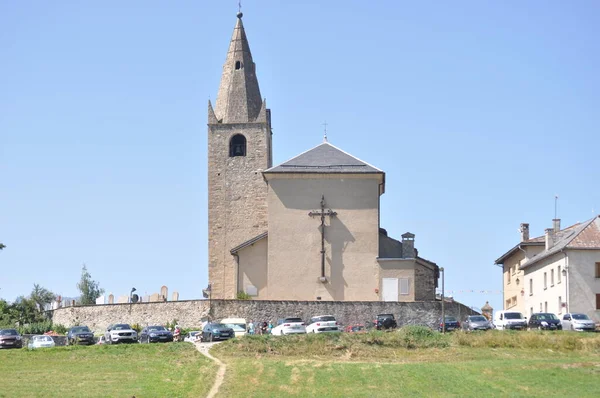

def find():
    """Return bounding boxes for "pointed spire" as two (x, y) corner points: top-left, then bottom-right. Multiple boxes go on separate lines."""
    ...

(214, 12), (263, 123)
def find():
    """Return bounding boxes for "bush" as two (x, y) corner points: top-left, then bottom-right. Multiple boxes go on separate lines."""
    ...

(236, 291), (251, 300)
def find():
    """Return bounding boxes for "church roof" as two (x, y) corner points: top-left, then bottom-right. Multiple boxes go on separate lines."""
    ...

(264, 142), (384, 174)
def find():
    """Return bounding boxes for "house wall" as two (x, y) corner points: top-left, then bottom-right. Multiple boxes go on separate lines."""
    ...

(502, 246), (544, 313)
(565, 250), (600, 322)
(378, 259), (415, 301)
(523, 254), (566, 317)
(415, 262), (437, 301)
(266, 174), (382, 301)
(237, 238), (268, 298)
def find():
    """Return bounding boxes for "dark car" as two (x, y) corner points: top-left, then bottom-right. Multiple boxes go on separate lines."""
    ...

(139, 325), (173, 343)
(462, 315), (492, 332)
(528, 313), (562, 331)
(0, 329), (23, 349)
(66, 326), (95, 345)
(375, 314), (397, 330)
(438, 316), (461, 332)
(202, 323), (235, 342)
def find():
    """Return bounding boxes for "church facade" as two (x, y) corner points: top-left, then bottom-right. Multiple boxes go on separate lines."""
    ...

(207, 12), (439, 301)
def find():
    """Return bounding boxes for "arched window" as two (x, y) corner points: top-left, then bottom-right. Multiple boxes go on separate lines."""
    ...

(235, 61), (243, 70)
(229, 134), (247, 157)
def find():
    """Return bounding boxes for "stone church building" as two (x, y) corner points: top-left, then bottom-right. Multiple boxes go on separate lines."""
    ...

(207, 12), (439, 301)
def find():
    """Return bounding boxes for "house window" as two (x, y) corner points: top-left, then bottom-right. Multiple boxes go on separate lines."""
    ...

(544, 272), (547, 290)
(539, 303), (542, 312)
(595, 262), (600, 278)
(597, 294), (600, 310)
(529, 279), (533, 296)
(229, 134), (247, 157)
(507, 270), (511, 284)
(512, 265), (516, 275)
(558, 266), (562, 283)
(530, 307), (533, 316)
(400, 278), (410, 295)
(544, 301), (548, 312)
(558, 296), (562, 313)
(506, 299), (511, 308)
(551, 269), (554, 287)
(511, 296), (517, 307)
(235, 60), (243, 70)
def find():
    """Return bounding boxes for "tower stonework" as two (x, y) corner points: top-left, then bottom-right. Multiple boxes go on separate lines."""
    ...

(208, 13), (272, 299)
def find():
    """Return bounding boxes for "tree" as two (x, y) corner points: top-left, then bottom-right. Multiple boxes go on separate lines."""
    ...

(76, 264), (104, 305)
(0, 243), (5, 250)
(30, 284), (56, 312)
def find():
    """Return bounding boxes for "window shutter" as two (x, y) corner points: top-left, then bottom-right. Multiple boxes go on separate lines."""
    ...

(400, 278), (410, 295)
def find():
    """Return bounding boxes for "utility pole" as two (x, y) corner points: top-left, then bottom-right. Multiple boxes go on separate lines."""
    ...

(440, 267), (445, 333)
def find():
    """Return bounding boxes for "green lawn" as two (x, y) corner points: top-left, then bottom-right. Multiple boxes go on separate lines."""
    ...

(0, 343), (216, 398)
(213, 330), (600, 397)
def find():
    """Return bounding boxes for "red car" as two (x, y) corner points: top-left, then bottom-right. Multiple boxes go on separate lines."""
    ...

(344, 324), (366, 333)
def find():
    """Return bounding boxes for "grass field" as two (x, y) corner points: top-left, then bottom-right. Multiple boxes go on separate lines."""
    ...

(213, 329), (600, 397)
(0, 343), (216, 398)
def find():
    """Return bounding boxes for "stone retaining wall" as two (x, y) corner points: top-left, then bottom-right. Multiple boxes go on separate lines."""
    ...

(52, 299), (477, 333)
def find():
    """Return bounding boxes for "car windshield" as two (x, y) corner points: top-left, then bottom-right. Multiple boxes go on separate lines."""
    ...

(211, 323), (228, 328)
(312, 316), (336, 323)
(112, 324), (131, 330)
(378, 314), (394, 318)
(572, 314), (590, 320)
(72, 327), (90, 333)
(538, 313), (558, 320)
(0, 329), (18, 336)
(223, 323), (246, 332)
(284, 318), (303, 323)
(504, 313), (523, 320)
(469, 316), (487, 322)
(444, 317), (458, 322)
(34, 336), (53, 342)
(148, 326), (166, 331)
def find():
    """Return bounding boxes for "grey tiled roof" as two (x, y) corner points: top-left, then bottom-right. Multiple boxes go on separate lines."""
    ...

(264, 142), (383, 174)
(520, 216), (600, 269)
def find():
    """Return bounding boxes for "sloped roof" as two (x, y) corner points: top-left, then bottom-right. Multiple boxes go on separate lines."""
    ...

(494, 239), (545, 265)
(520, 216), (600, 269)
(230, 232), (268, 254)
(264, 142), (384, 174)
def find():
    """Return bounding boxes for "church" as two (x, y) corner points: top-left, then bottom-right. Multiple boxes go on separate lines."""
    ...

(207, 12), (439, 302)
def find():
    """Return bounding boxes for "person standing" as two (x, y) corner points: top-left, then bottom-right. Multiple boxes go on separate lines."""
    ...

(248, 320), (255, 335)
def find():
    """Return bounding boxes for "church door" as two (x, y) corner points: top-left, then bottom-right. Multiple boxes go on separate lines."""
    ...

(382, 278), (398, 302)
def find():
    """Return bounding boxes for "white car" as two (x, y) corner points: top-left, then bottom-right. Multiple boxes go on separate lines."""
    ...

(28, 335), (55, 349)
(306, 315), (340, 333)
(271, 317), (306, 336)
(561, 313), (596, 331)
(104, 323), (138, 344)
(221, 318), (247, 337)
(184, 331), (202, 343)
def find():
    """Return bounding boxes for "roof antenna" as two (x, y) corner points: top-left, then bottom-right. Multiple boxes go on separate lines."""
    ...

(322, 121), (328, 143)
(554, 194), (559, 220)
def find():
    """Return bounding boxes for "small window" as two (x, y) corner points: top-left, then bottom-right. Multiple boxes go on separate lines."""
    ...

(507, 270), (511, 284)
(530, 307), (533, 316)
(544, 272), (547, 289)
(529, 279), (533, 296)
(558, 296), (562, 313)
(235, 60), (243, 70)
(229, 134), (247, 157)
(544, 301), (548, 312)
(595, 263), (600, 278)
(558, 266), (562, 283)
(551, 269), (554, 286)
(597, 294), (600, 310)
(400, 278), (409, 295)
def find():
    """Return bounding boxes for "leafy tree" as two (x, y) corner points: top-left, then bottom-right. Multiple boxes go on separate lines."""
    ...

(76, 264), (104, 305)
(0, 243), (5, 250)
(30, 284), (56, 312)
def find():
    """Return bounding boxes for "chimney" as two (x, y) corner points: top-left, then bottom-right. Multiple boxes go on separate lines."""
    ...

(545, 228), (554, 250)
(553, 218), (561, 233)
(401, 232), (416, 258)
(520, 223), (530, 242)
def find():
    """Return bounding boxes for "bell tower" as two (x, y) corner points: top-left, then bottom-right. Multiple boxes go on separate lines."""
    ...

(207, 12), (272, 299)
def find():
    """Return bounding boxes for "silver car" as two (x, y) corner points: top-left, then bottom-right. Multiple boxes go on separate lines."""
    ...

(105, 323), (138, 344)
(462, 315), (492, 331)
(561, 313), (596, 332)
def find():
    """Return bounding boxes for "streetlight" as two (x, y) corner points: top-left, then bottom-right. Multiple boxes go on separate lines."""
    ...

(130, 287), (136, 303)
(440, 267), (445, 333)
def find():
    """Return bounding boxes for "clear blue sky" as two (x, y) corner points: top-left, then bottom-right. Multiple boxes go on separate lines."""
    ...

(1, 1), (599, 313)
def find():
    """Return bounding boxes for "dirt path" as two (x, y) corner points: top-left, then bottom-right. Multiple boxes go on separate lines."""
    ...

(194, 342), (226, 398)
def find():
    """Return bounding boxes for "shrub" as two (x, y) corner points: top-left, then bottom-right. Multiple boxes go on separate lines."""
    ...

(236, 291), (251, 300)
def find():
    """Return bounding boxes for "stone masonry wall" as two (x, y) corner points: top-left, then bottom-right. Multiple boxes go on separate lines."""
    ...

(52, 300), (478, 333)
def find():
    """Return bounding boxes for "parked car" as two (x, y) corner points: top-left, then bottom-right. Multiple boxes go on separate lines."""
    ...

(306, 315), (340, 333)
(0, 328), (23, 349)
(462, 315), (492, 331)
(375, 314), (397, 330)
(66, 326), (95, 345)
(493, 310), (527, 330)
(220, 318), (247, 337)
(438, 316), (461, 332)
(104, 324), (138, 344)
(139, 325), (173, 343)
(184, 331), (202, 343)
(344, 324), (366, 333)
(28, 335), (55, 349)
(561, 313), (596, 332)
(202, 323), (235, 342)
(528, 313), (562, 331)
(271, 317), (307, 335)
